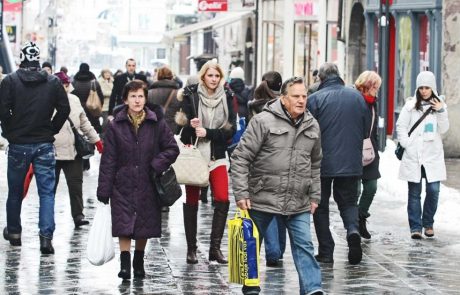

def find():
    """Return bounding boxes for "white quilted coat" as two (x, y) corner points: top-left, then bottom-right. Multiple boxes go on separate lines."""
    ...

(396, 97), (449, 183)
(54, 93), (100, 160)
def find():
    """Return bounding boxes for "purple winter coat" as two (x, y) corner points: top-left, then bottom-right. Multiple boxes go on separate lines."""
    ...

(97, 106), (179, 239)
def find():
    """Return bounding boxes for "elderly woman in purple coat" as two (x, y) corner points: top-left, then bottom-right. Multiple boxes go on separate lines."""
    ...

(97, 80), (179, 280)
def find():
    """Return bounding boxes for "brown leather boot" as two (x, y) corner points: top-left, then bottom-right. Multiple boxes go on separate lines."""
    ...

(209, 202), (229, 264)
(183, 203), (198, 264)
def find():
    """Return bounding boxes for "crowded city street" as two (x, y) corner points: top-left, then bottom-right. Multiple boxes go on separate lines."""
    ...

(1, 142), (459, 294)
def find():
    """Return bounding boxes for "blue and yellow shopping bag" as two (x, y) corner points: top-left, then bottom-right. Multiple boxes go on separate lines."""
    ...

(228, 209), (260, 286)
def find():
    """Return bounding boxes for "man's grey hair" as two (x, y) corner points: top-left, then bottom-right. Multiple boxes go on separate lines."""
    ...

(318, 63), (340, 81)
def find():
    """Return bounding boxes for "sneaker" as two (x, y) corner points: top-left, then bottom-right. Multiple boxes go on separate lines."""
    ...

(424, 227), (434, 237)
(347, 233), (362, 265)
(359, 216), (371, 239)
(411, 232), (423, 239)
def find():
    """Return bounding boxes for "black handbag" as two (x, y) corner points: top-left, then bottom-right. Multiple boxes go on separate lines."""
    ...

(151, 167), (182, 206)
(395, 107), (432, 160)
(151, 121), (182, 207)
(67, 118), (95, 159)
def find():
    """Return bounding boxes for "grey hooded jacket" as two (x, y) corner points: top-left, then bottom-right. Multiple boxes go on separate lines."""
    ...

(231, 99), (322, 215)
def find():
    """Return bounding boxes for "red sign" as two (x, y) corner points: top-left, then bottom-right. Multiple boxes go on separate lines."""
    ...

(198, 0), (228, 12)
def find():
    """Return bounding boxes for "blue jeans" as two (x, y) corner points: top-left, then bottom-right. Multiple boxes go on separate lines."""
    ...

(407, 180), (440, 233)
(314, 176), (360, 258)
(264, 215), (287, 262)
(6, 143), (56, 239)
(249, 210), (323, 295)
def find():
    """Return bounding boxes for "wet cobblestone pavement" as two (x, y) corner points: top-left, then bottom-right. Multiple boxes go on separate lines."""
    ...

(1, 153), (460, 294)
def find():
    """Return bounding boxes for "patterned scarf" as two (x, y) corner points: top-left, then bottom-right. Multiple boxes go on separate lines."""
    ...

(128, 110), (146, 134)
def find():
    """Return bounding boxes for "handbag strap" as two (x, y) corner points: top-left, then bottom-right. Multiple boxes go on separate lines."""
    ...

(67, 118), (77, 130)
(163, 89), (177, 113)
(367, 106), (375, 138)
(408, 107), (432, 137)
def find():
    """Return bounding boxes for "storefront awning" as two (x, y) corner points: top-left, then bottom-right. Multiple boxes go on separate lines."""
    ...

(164, 11), (253, 39)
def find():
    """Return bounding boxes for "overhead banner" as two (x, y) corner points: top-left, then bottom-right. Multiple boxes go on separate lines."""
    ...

(198, 0), (228, 12)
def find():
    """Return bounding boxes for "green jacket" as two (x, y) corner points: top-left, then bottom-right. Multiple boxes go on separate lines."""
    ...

(231, 99), (322, 215)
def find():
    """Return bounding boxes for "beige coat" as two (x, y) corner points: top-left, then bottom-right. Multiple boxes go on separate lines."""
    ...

(231, 99), (322, 215)
(98, 77), (113, 112)
(54, 93), (100, 160)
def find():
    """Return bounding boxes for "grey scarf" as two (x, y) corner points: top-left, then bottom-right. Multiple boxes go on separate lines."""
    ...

(197, 83), (229, 129)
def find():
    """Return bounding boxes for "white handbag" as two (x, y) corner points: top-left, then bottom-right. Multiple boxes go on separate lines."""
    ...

(87, 203), (115, 266)
(172, 129), (209, 187)
(362, 107), (376, 166)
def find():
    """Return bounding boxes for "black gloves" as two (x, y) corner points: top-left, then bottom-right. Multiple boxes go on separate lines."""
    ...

(97, 196), (109, 204)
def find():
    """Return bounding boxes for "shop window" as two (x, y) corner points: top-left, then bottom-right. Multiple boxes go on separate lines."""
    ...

(326, 23), (338, 64)
(262, 21), (284, 74)
(397, 16), (412, 108)
(157, 48), (166, 60)
(419, 15), (430, 72)
(294, 21), (319, 86)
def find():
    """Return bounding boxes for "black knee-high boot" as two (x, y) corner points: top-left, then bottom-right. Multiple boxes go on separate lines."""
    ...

(209, 202), (229, 264)
(183, 203), (199, 264)
(118, 251), (131, 280)
(133, 250), (145, 278)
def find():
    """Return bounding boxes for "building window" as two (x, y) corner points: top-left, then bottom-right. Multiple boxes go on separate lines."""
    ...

(397, 16), (412, 109)
(419, 15), (430, 72)
(157, 48), (166, 59)
(294, 21), (319, 86)
(261, 0), (284, 74)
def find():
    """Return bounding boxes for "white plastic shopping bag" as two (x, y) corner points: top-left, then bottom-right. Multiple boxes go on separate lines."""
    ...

(87, 203), (115, 266)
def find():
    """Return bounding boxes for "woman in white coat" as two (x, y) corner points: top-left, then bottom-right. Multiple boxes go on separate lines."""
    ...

(396, 71), (449, 239)
(53, 72), (103, 227)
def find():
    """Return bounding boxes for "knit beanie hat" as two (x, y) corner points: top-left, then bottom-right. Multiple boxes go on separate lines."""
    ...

(229, 67), (245, 80)
(416, 71), (438, 97)
(19, 42), (40, 68)
(42, 61), (52, 70)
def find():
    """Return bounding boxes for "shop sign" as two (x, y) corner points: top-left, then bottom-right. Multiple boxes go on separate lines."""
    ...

(242, 0), (255, 7)
(294, 1), (317, 17)
(6, 25), (16, 42)
(198, 0), (228, 12)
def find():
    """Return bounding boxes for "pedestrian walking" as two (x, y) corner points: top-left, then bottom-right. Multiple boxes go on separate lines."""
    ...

(248, 71), (287, 267)
(147, 65), (181, 133)
(354, 71), (382, 239)
(108, 58), (147, 117)
(175, 59), (236, 265)
(53, 71), (103, 228)
(307, 62), (368, 265)
(71, 63), (104, 134)
(96, 80), (179, 280)
(98, 69), (114, 130)
(42, 61), (53, 75)
(396, 71), (449, 239)
(228, 66), (253, 120)
(0, 42), (70, 254)
(231, 76), (324, 295)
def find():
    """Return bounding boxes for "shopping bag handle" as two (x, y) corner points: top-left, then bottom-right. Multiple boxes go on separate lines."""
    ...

(235, 208), (250, 219)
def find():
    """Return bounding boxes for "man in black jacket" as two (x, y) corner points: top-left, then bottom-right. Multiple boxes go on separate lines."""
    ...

(307, 63), (368, 265)
(108, 58), (147, 117)
(0, 42), (70, 255)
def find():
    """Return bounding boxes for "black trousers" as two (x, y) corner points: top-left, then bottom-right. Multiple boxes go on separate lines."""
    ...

(313, 176), (360, 258)
(54, 158), (84, 219)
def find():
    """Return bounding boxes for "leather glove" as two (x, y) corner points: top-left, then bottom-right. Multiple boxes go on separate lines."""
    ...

(97, 196), (109, 204)
(95, 140), (104, 154)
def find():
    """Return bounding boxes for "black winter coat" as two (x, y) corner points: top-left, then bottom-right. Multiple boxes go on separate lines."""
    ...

(147, 79), (181, 133)
(229, 78), (253, 118)
(0, 69), (70, 144)
(307, 77), (369, 177)
(178, 84), (236, 161)
(71, 71), (104, 133)
(97, 106), (179, 239)
(362, 102), (381, 180)
(108, 72), (147, 115)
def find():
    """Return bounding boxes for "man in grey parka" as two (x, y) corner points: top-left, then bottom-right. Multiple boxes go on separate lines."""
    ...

(231, 77), (324, 295)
